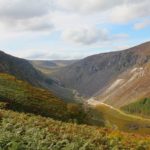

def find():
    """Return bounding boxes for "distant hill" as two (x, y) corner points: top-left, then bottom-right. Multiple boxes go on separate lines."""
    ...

(31, 59), (78, 69)
(30, 59), (78, 75)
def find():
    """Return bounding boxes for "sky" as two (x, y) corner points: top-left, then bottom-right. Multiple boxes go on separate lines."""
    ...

(0, 0), (150, 60)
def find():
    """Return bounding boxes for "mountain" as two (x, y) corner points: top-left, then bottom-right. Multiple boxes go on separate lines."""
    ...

(51, 41), (150, 102)
(0, 51), (79, 101)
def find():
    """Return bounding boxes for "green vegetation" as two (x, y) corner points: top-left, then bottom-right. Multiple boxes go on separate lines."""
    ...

(92, 104), (150, 135)
(121, 98), (150, 118)
(0, 73), (67, 120)
(0, 109), (149, 150)
(0, 73), (84, 122)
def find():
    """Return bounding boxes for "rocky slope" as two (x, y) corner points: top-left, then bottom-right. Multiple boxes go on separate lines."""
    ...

(96, 62), (150, 108)
(52, 41), (150, 99)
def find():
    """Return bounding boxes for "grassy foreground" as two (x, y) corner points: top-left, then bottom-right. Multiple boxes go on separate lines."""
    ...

(0, 109), (149, 150)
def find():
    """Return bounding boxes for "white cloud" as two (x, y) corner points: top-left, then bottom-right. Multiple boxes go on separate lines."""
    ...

(0, 0), (149, 33)
(0, 0), (52, 19)
(134, 19), (150, 30)
(56, 0), (122, 13)
(0, 0), (54, 33)
(110, 0), (150, 23)
(62, 27), (109, 45)
(56, 0), (150, 24)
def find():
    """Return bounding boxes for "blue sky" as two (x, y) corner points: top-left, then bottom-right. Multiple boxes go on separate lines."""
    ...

(0, 0), (150, 60)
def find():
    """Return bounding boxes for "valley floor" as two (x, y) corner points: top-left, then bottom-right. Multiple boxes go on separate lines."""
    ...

(87, 98), (150, 135)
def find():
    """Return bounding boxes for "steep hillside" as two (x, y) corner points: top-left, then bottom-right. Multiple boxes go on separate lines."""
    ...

(95, 62), (150, 108)
(0, 109), (149, 150)
(121, 98), (150, 118)
(51, 41), (150, 98)
(0, 51), (46, 86)
(0, 73), (68, 120)
(0, 73), (86, 121)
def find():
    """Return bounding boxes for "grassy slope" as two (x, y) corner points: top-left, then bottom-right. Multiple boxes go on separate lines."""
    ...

(89, 103), (150, 135)
(121, 98), (150, 118)
(0, 73), (87, 123)
(0, 73), (69, 120)
(0, 109), (149, 150)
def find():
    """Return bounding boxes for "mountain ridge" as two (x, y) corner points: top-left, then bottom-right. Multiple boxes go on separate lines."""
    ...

(51, 41), (150, 99)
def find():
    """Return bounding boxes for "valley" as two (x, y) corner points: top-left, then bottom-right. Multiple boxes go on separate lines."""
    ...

(0, 42), (150, 149)
(0, 0), (150, 149)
